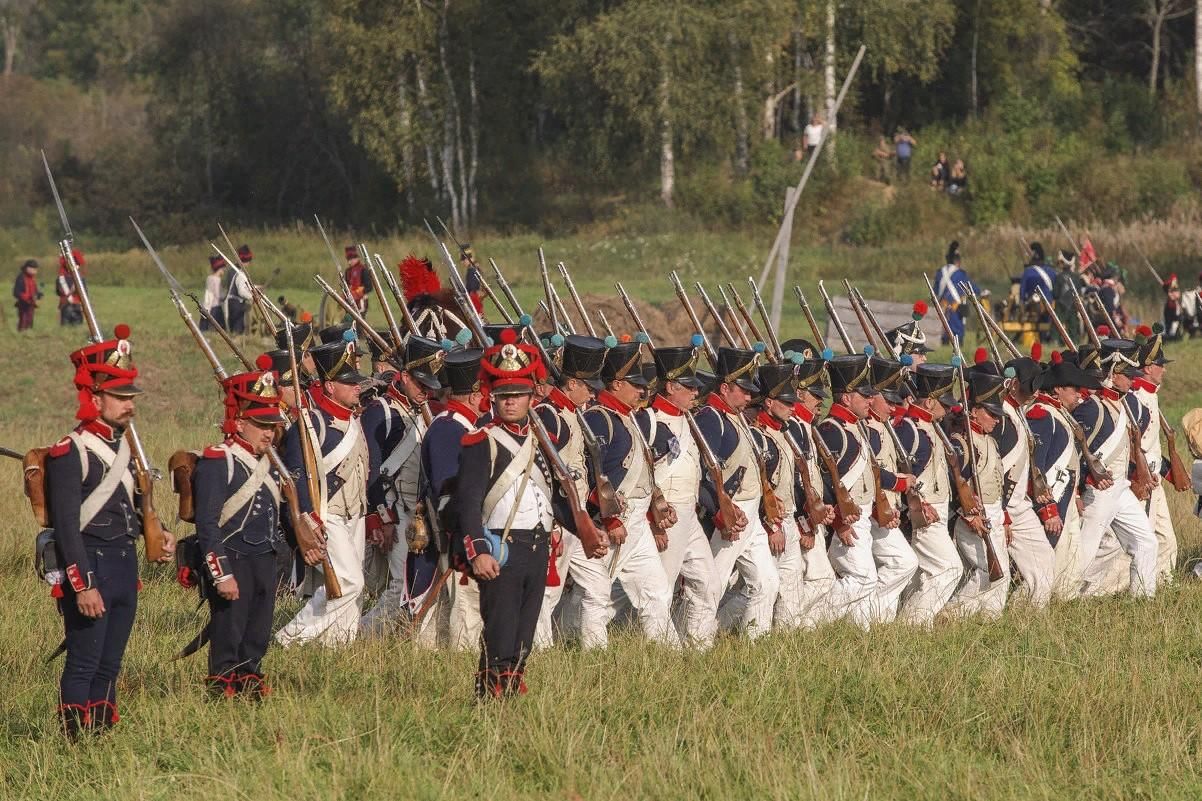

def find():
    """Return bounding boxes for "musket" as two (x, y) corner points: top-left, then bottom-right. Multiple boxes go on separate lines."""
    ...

(842, 279), (885, 354)
(695, 282), (737, 348)
(218, 223), (277, 335)
(314, 275), (397, 360)
(616, 281), (656, 349)
(43, 198), (167, 561)
(1065, 274), (1103, 350)
(135, 219), (339, 597)
(683, 411), (741, 541)
(1161, 417), (1192, 492)
(930, 422), (1004, 581)
(1017, 235), (1033, 263)
(477, 273), (515, 324)
(970, 289), (1024, 361)
(0, 446), (22, 460)
(851, 287), (898, 359)
(959, 281), (1004, 365)
(726, 283), (771, 355)
(211, 242), (290, 330)
(559, 262), (597, 337)
(780, 423), (826, 538)
(363, 249), (405, 349)
(717, 284), (753, 348)
(747, 278), (783, 360)
(375, 255), (424, 337)
(793, 287), (828, 353)
(551, 283), (575, 336)
(42, 151), (99, 343)
(1090, 288), (1126, 338)
(488, 258), (525, 320)
(527, 413), (608, 559)
(436, 215), (475, 264)
(282, 318), (343, 599)
(1132, 241), (1165, 285)
(538, 248), (564, 336)
(1054, 215), (1082, 260)
(924, 273), (1004, 581)
(817, 280), (855, 354)
(809, 423), (860, 522)
(186, 292), (254, 368)
(596, 309), (616, 339)
(628, 411), (676, 540)
(1036, 287), (1077, 352)
(669, 271), (717, 365)
(857, 420), (896, 527)
(314, 214), (350, 283)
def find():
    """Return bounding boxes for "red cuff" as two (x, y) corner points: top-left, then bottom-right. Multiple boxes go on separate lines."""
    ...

(894, 476), (909, 493)
(712, 510), (725, 530)
(603, 517), (624, 532)
(1037, 504), (1059, 522)
(1003, 511), (1012, 526)
(65, 564), (91, 593)
(463, 536), (478, 560)
(205, 552), (227, 581)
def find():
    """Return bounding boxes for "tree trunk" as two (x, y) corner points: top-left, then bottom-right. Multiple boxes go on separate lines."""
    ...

(414, 59), (443, 200)
(659, 53), (674, 209)
(1197, 0), (1202, 134)
(2, 20), (17, 76)
(823, 0), (837, 158)
(1150, 2), (1165, 94)
(731, 33), (750, 176)
(468, 48), (479, 226)
(436, 0), (468, 230)
(397, 76), (417, 217)
(970, 0), (981, 118)
(790, 25), (802, 135)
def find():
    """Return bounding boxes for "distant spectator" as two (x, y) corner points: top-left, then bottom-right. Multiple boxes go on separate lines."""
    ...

(12, 259), (42, 332)
(803, 115), (824, 158)
(929, 151), (949, 190)
(872, 136), (894, 183)
(948, 159), (968, 195)
(893, 128), (916, 178)
(203, 255), (227, 330)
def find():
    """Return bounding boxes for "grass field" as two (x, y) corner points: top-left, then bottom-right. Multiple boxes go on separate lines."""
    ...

(2, 231), (1202, 800)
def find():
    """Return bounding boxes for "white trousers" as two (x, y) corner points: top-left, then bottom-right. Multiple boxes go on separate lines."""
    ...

(1078, 481), (1158, 598)
(898, 505), (961, 627)
(1052, 501), (1083, 600)
(1005, 502), (1055, 610)
(276, 513), (366, 647)
(870, 519), (919, 623)
(947, 502), (1009, 620)
(795, 527), (842, 629)
(446, 571), (482, 650)
(826, 504), (877, 630)
(1149, 483), (1177, 581)
(710, 497), (780, 638)
(572, 497), (677, 649)
(534, 529), (580, 650)
(718, 515), (804, 633)
(658, 505), (721, 648)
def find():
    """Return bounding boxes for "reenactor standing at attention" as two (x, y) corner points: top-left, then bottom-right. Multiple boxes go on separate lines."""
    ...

(1070, 340), (1158, 598)
(646, 338), (722, 647)
(455, 330), (566, 697)
(895, 363), (961, 626)
(531, 333), (607, 649)
(862, 352), (919, 623)
(47, 324), (175, 735)
(56, 248), (85, 326)
(344, 245), (371, 315)
(418, 345), (485, 649)
(193, 362), (288, 698)
(945, 370), (1009, 619)
(817, 353), (880, 629)
(275, 333), (371, 647)
(359, 336), (444, 638)
(695, 345), (778, 638)
(578, 338), (678, 648)
(1131, 325), (1177, 582)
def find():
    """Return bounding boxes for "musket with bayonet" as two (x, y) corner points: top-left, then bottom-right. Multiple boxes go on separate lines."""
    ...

(850, 287), (897, 359)
(211, 242), (290, 333)
(483, 260), (565, 382)
(0, 446), (21, 461)
(1132, 241), (1165, 285)
(616, 281), (654, 348)
(842, 280), (885, 354)
(923, 272), (1004, 582)
(488, 258), (525, 320)
(537, 248), (565, 336)
(134, 219), (338, 596)
(596, 309), (616, 339)
(576, 408), (625, 574)
(362, 249), (405, 348)
(793, 287), (828, 353)
(42, 157), (168, 562)
(374, 254), (425, 338)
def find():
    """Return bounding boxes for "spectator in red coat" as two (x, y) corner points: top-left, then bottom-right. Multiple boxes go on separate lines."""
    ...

(13, 259), (43, 331)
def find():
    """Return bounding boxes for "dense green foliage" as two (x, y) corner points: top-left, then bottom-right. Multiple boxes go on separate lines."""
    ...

(1, 0), (1201, 248)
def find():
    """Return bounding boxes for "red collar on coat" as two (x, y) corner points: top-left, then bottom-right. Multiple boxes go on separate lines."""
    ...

(827, 403), (858, 425)
(444, 399), (480, 424)
(597, 390), (633, 416)
(308, 384), (353, 420)
(652, 395), (684, 416)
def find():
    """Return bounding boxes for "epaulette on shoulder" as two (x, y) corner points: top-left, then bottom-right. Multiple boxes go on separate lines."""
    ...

(461, 429), (488, 447)
(48, 437), (72, 458)
(202, 445), (228, 459)
(1026, 406), (1049, 420)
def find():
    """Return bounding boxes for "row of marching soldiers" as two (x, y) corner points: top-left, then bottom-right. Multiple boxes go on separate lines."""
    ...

(43, 294), (1180, 734)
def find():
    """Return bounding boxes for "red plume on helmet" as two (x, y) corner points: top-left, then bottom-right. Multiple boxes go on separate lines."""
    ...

(973, 347), (988, 365)
(1030, 342), (1042, 362)
(399, 255), (442, 302)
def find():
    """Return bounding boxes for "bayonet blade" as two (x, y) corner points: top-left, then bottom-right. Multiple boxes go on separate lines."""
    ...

(41, 150), (73, 243)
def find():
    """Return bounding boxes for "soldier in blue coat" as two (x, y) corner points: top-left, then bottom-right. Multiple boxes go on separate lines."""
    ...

(46, 324), (175, 736)
(193, 362), (287, 698)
